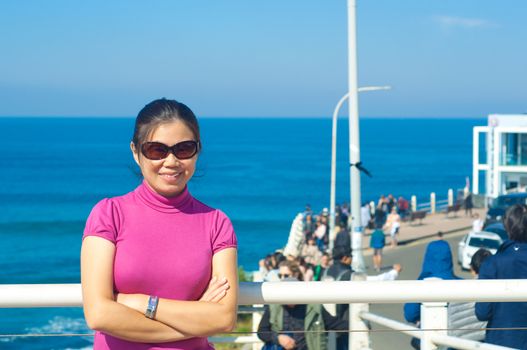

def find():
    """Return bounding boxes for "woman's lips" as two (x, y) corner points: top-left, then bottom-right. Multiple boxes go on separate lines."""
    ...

(160, 173), (182, 182)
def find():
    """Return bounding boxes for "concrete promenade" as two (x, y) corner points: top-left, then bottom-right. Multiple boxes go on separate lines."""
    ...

(361, 207), (486, 254)
(361, 208), (487, 349)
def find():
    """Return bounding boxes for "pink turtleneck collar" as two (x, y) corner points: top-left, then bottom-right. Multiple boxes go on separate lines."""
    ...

(135, 180), (192, 213)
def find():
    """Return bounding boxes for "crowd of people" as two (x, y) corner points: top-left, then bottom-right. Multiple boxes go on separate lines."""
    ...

(404, 204), (527, 350)
(256, 202), (527, 350)
(257, 204), (403, 350)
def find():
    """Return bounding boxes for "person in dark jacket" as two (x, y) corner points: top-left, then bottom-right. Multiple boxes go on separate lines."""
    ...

(475, 204), (527, 349)
(257, 260), (346, 350)
(404, 232), (459, 349)
(324, 246), (401, 350)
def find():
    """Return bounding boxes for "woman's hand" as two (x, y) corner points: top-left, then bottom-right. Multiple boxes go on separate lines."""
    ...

(199, 276), (230, 302)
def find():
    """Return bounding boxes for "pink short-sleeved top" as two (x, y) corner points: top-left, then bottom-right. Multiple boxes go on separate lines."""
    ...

(83, 181), (237, 350)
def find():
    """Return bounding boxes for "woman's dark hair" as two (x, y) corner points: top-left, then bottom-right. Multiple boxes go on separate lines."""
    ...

(469, 248), (492, 274)
(504, 204), (527, 242)
(132, 98), (201, 152)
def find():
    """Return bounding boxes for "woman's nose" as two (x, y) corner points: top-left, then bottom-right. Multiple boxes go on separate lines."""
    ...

(163, 152), (180, 166)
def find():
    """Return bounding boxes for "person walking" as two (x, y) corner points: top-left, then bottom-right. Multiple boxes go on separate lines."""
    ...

(464, 191), (474, 217)
(472, 213), (484, 232)
(397, 196), (409, 220)
(369, 225), (386, 272)
(384, 207), (401, 247)
(361, 202), (372, 230)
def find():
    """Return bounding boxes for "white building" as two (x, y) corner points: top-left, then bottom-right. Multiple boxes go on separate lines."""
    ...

(473, 114), (527, 197)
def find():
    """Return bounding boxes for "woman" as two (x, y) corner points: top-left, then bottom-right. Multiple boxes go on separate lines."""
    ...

(476, 204), (527, 349)
(257, 261), (346, 350)
(301, 237), (322, 265)
(384, 207), (401, 247)
(81, 98), (238, 349)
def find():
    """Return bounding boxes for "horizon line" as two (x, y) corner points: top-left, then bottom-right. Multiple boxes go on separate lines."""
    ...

(0, 115), (489, 119)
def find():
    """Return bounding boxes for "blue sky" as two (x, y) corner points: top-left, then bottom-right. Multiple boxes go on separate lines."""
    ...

(0, 0), (525, 117)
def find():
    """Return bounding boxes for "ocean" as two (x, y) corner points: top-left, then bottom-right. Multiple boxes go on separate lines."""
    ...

(0, 116), (484, 349)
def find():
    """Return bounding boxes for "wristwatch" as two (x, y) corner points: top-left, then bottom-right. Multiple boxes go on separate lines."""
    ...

(145, 295), (159, 319)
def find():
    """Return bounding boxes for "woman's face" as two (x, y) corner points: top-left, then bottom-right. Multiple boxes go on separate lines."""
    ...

(279, 266), (295, 280)
(131, 120), (197, 197)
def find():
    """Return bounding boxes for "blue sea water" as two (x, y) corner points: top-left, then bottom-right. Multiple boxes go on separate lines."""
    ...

(0, 116), (484, 349)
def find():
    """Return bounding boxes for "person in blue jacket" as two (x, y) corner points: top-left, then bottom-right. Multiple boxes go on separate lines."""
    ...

(404, 232), (459, 349)
(475, 204), (527, 349)
(369, 224), (386, 272)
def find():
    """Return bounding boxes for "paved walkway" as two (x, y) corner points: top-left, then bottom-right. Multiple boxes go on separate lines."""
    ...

(361, 207), (486, 254)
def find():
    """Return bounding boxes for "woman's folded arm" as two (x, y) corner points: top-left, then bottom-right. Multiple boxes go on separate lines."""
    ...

(117, 248), (239, 336)
(81, 236), (190, 343)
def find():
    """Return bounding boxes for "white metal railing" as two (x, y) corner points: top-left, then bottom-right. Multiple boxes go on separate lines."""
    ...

(3, 280), (527, 307)
(1, 280), (525, 350)
(417, 199), (450, 213)
(360, 311), (512, 350)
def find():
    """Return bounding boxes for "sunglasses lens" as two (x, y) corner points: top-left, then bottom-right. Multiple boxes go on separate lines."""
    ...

(175, 141), (198, 159)
(142, 142), (169, 160)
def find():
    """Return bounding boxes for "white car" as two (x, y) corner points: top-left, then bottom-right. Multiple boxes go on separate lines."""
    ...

(457, 231), (502, 270)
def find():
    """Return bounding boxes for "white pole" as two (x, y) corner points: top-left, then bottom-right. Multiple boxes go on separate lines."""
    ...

(420, 302), (448, 350)
(448, 189), (454, 207)
(347, 0), (364, 274)
(411, 195), (417, 212)
(430, 192), (436, 214)
(493, 129), (500, 197)
(473, 128), (480, 195)
(350, 273), (370, 350)
(347, 2), (362, 349)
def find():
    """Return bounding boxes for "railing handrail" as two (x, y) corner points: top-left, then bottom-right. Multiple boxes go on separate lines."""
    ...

(360, 311), (512, 350)
(1, 280), (527, 308)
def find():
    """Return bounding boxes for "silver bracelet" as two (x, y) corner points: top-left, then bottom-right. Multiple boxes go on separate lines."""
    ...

(145, 295), (159, 319)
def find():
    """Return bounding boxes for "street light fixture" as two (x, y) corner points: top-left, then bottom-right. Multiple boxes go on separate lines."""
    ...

(328, 86), (391, 267)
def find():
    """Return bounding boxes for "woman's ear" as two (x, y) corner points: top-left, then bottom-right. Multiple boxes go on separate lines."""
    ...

(130, 142), (140, 166)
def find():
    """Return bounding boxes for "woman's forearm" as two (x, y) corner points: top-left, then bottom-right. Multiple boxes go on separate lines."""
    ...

(119, 294), (237, 337)
(157, 298), (237, 336)
(85, 298), (191, 343)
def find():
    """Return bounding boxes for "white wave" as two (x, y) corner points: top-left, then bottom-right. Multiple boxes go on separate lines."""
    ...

(26, 316), (90, 334)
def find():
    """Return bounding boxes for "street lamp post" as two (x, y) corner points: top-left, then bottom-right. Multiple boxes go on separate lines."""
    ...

(328, 86), (391, 256)
(347, 0), (363, 274)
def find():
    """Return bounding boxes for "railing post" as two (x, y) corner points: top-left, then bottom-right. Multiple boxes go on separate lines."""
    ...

(448, 189), (454, 206)
(411, 195), (417, 212)
(350, 273), (371, 350)
(420, 302), (447, 350)
(430, 193), (436, 214)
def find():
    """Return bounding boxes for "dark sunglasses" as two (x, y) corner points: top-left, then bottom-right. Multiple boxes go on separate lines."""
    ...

(278, 273), (291, 279)
(141, 141), (199, 160)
